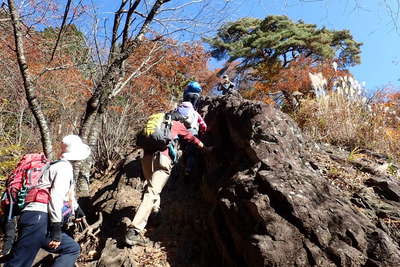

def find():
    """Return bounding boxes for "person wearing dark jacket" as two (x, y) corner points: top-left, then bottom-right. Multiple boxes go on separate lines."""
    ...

(217, 75), (235, 95)
(125, 120), (208, 246)
(5, 135), (90, 267)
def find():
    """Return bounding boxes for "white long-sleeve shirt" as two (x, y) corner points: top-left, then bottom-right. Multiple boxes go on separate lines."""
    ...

(23, 160), (74, 223)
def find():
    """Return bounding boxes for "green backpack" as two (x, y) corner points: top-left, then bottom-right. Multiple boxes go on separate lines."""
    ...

(136, 113), (173, 152)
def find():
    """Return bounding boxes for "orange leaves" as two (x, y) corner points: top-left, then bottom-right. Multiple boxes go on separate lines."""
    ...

(386, 91), (400, 106)
(254, 81), (269, 94)
(385, 128), (400, 140)
(252, 57), (349, 99)
(123, 39), (212, 114)
(0, 19), (92, 137)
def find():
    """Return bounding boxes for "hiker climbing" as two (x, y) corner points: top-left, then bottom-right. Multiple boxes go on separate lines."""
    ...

(171, 101), (207, 136)
(1, 162), (84, 258)
(126, 112), (210, 246)
(217, 74), (235, 95)
(183, 81), (202, 110)
(4, 135), (90, 267)
(170, 101), (207, 177)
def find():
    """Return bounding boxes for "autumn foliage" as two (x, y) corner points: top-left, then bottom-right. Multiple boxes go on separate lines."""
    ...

(243, 57), (349, 104)
(0, 20), (92, 150)
(0, 19), (213, 174)
(1, 3), (400, 176)
(125, 39), (212, 113)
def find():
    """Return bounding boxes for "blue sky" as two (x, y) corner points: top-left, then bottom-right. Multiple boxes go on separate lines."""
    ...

(94, 0), (399, 92)
(225, 0), (400, 92)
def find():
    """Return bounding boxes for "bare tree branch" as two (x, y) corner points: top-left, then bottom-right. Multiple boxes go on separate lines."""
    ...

(92, 17), (105, 76)
(111, 42), (165, 97)
(49, 0), (73, 62)
(384, 0), (400, 34)
(109, 0), (129, 63)
(34, 64), (75, 82)
(122, 0), (141, 50)
(160, 0), (203, 12)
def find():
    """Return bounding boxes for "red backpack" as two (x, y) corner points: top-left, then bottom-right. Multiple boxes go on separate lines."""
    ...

(1, 153), (52, 218)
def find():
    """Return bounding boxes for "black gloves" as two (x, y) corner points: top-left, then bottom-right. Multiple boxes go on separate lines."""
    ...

(201, 145), (214, 153)
(74, 206), (86, 219)
(49, 222), (62, 241)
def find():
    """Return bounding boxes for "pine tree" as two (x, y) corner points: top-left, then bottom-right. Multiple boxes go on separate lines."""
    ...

(206, 15), (362, 69)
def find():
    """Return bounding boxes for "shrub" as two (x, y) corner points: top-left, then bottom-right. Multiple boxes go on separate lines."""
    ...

(0, 140), (23, 191)
(294, 76), (400, 162)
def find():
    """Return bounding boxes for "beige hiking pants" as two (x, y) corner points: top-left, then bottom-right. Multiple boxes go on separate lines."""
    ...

(131, 152), (172, 232)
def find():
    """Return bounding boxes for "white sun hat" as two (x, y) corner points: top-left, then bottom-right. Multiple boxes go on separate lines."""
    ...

(61, 135), (91, 161)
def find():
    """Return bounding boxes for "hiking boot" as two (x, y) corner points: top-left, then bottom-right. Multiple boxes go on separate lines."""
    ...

(125, 228), (148, 246)
(0, 245), (11, 258)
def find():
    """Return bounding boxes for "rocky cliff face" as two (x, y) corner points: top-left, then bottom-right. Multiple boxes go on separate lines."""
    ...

(73, 94), (400, 267)
(199, 94), (400, 266)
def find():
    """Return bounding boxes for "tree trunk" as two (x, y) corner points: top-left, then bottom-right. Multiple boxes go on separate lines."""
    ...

(77, 0), (170, 195)
(80, 0), (170, 141)
(7, 0), (53, 159)
(77, 113), (102, 196)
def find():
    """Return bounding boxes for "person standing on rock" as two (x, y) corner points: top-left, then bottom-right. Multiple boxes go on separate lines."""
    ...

(217, 75), (235, 95)
(125, 117), (209, 246)
(5, 135), (90, 267)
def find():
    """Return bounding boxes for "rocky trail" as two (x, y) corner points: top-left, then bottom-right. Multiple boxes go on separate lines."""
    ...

(3, 94), (400, 267)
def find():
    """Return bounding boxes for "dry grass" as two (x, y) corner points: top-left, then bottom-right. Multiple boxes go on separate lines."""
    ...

(294, 91), (400, 162)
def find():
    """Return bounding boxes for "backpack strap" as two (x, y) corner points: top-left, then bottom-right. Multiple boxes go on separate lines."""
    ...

(25, 162), (52, 189)
(48, 159), (69, 189)
(7, 194), (14, 221)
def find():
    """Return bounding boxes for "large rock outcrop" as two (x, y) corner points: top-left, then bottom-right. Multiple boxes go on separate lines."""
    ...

(79, 93), (400, 267)
(199, 94), (400, 266)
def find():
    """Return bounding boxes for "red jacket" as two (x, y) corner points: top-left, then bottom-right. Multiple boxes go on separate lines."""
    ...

(161, 120), (202, 158)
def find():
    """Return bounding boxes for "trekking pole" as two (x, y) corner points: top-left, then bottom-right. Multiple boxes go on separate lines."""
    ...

(7, 190), (13, 221)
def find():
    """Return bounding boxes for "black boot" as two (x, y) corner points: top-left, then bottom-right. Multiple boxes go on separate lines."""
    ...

(125, 228), (148, 246)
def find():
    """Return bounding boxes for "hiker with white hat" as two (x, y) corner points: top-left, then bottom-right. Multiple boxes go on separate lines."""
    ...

(5, 135), (90, 267)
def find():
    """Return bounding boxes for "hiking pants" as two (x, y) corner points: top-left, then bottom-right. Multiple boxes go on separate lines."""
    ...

(184, 142), (197, 174)
(132, 152), (172, 231)
(5, 211), (80, 267)
(183, 92), (200, 110)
